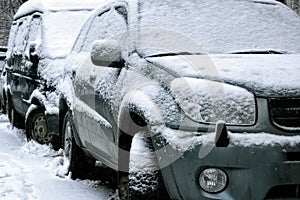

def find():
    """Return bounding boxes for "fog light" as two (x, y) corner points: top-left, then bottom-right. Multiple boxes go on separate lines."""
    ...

(199, 168), (228, 193)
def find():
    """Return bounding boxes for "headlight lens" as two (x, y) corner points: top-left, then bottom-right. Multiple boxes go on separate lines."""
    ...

(199, 168), (228, 193)
(170, 78), (256, 125)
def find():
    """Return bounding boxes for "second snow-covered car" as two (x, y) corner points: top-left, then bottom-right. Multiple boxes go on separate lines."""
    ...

(5, 0), (101, 147)
(58, 0), (300, 199)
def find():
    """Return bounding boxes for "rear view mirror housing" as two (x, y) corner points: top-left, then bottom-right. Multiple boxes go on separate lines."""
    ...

(91, 40), (123, 67)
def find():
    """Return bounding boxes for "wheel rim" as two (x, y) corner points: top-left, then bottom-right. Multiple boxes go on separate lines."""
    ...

(64, 120), (72, 161)
(32, 113), (52, 144)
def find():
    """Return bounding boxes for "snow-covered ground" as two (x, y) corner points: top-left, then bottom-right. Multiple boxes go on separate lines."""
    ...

(0, 115), (116, 200)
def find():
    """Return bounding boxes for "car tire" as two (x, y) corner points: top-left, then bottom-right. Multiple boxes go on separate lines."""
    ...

(118, 131), (169, 200)
(25, 106), (53, 144)
(10, 106), (25, 129)
(6, 95), (12, 122)
(2, 94), (7, 114)
(62, 111), (95, 180)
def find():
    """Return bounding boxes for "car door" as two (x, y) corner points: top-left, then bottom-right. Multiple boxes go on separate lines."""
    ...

(72, 4), (128, 166)
(21, 14), (42, 112)
(8, 17), (30, 114)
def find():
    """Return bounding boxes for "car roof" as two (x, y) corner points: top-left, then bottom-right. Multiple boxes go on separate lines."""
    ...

(14, 0), (104, 20)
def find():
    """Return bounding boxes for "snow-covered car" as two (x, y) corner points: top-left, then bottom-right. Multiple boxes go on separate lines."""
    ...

(0, 46), (7, 113)
(58, 0), (300, 199)
(5, 0), (101, 148)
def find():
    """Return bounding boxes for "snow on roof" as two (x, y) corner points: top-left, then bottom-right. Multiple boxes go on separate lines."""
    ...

(14, 0), (103, 20)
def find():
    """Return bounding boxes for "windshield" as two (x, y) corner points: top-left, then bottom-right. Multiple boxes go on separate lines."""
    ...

(43, 10), (91, 58)
(137, 0), (300, 56)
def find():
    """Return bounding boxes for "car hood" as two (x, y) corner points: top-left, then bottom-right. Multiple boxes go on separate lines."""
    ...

(146, 54), (300, 97)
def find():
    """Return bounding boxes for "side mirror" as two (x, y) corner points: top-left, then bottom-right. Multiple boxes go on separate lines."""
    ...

(91, 40), (123, 67)
(29, 42), (39, 64)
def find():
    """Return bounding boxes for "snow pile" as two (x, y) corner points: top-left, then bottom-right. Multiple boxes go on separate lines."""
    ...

(44, 152), (70, 178)
(19, 140), (57, 157)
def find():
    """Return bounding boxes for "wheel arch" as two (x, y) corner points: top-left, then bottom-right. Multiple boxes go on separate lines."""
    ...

(59, 98), (84, 149)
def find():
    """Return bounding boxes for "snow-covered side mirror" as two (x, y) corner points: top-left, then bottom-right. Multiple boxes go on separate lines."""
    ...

(91, 40), (123, 67)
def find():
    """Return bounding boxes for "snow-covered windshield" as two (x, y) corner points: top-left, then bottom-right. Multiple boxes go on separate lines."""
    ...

(43, 10), (91, 58)
(137, 0), (300, 56)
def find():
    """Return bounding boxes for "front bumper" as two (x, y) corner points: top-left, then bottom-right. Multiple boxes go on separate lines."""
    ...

(154, 129), (300, 199)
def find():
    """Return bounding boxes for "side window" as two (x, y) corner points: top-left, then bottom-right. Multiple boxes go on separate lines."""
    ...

(27, 14), (42, 49)
(6, 22), (18, 60)
(13, 17), (30, 56)
(26, 14), (42, 75)
(80, 7), (127, 52)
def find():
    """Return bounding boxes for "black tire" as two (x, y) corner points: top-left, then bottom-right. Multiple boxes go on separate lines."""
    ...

(2, 94), (7, 114)
(62, 111), (95, 180)
(118, 131), (169, 200)
(6, 95), (12, 122)
(10, 106), (25, 129)
(26, 106), (53, 144)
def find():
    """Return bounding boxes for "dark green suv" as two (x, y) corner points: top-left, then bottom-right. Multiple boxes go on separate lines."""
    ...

(5, 0), (98, 147)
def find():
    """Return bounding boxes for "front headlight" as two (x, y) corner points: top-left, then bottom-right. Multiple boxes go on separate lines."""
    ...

(170, 78), (256, 125)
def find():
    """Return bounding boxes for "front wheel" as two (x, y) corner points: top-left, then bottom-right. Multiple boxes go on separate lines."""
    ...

(118, 131), (169, 200)
(25, 106), (53, 144)
(62, 111), (95, 180)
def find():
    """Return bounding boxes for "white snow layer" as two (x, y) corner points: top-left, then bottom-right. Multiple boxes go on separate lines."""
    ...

(0, 119), (114, 200)
(170, 77), (256, 125)
(147, 54), (300, 97)
(138, 0), (300, 55)
(14, 0), (102, 19)
(160, 126), (300, 153)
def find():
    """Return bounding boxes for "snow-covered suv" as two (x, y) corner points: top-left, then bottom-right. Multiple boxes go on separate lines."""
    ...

(5, 0), (100, 148)
(58, 0), (300, 199)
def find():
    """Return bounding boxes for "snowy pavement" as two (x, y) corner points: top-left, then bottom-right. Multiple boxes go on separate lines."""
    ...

(0, 115), (115, 200)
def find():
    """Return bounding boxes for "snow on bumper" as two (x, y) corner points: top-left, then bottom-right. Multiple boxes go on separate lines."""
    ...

(152, 127), (300, 199)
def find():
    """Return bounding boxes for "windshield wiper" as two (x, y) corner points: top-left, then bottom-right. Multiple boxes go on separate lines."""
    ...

(146, 52), (204, 58)
(230, 50), (285, 54)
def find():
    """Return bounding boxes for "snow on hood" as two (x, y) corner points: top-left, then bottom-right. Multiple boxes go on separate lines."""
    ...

(146, 54), (300, 97)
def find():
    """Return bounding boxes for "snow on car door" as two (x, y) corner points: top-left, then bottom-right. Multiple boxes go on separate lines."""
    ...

(72, 5), (128, 166)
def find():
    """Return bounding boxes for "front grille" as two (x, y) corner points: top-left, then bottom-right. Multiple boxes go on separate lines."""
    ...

(268, 98), (300, 131)
(265, 185), (300, 199)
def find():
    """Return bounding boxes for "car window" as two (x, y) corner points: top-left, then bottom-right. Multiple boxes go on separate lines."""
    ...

(13, 17), (30, 55)
(25, 14), (42, 75)
(43, 10), (92, 58)
(6, 22), (18, 59)
(138, 0), (300, 55)
(27, 14), (42, 49)
(78, 7), (127, 52)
